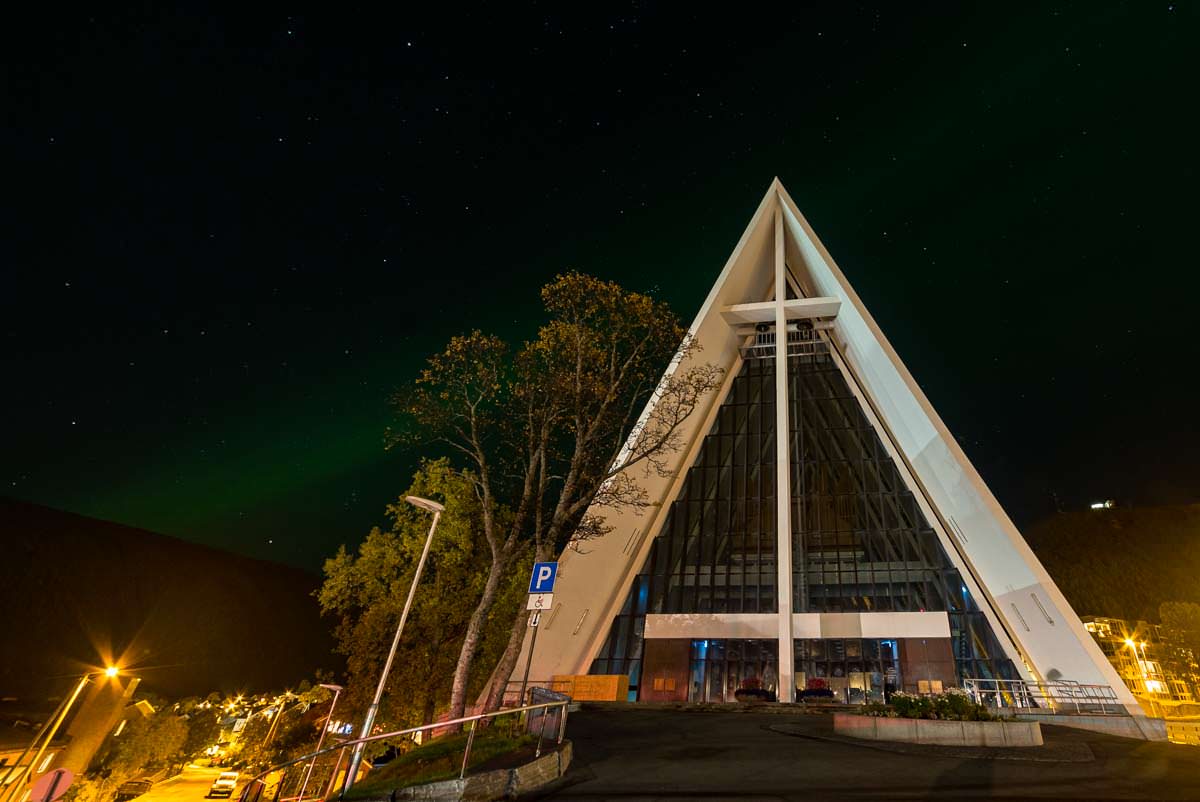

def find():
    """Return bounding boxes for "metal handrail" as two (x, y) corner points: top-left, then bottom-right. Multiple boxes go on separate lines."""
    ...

(238, 699), (570, 802)
(496, 679), (573, 706)
(963, 677), (1124, 715)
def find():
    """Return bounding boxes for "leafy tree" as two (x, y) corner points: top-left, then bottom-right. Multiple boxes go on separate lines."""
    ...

(319, 460), (524, 739)
(231, 682), (339, 769)
(231, 708), (273, 765)
(181, 706), (222, 762)
(67, 711), (190, 802)
(107, 712), (189, 775)
(392, 271), (722, 717)
(1160, 601), (1200, 653)
(1159, 601), (1200, 694)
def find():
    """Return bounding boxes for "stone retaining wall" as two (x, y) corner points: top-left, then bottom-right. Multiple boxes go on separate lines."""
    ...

(833, 713), (1043, 747)
(1015, 712), (1167, 741)
(386, 740), (573, 801)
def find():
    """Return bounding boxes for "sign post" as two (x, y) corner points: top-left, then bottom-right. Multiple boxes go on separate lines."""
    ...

(519, 562), (557, 706)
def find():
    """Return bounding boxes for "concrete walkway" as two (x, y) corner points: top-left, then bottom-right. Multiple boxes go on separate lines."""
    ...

(544, 708), (1200, 800)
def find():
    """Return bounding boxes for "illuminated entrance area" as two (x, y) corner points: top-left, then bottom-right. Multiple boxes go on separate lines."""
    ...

(689, 639), (779, 702)
(794, 638), (900, 703)
(633, 636), (954, 703)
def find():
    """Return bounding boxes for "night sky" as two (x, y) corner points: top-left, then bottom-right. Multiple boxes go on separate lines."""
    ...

(4, 5), (1197, 571)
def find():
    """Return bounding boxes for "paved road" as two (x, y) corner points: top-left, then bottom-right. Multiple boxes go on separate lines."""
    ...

(139, 766), (232, 802)
(549, 709), (1200, 800)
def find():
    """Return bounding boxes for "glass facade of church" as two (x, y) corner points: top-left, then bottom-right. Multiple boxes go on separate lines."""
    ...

(589, 342), (1019, 701)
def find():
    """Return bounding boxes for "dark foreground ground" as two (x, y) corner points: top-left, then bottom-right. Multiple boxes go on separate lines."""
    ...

(544, 708), (1200, 800)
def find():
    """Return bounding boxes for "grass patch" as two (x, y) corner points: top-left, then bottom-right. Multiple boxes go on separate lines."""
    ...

(344, 725), (537, 798)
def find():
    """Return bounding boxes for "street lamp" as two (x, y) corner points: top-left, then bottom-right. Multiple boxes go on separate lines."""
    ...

(296, 684), (343, 802)
(262, 691), (296, 747)
(0, 667), (121, 802)
(343, 496), (444, 793)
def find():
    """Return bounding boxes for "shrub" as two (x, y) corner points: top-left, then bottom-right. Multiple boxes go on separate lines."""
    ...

(886, 689), (997, 721)
(862, 702), (896, 718)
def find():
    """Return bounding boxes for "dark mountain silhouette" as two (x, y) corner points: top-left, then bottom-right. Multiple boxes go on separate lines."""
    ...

(0, 498), (338, 700)
(1026, 503), (1200, 623)
(7, 498), (1191, 700)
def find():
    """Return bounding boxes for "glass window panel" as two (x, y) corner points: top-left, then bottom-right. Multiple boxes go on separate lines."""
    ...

(592, 351), (1018, 692)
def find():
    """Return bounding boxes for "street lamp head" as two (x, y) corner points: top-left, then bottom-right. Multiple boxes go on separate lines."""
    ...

(105, 666), (119, 678)
(406, 495), (445, 513)
(319, 683), (344, 692)
(1124, 638), (1136, 648)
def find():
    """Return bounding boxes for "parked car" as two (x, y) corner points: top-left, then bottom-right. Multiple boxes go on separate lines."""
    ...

(114, 779), (153, 802)
(207, 772), (239, 798)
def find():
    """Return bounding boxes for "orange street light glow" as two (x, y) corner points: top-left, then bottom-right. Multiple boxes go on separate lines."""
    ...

(105, 666), (119, 677)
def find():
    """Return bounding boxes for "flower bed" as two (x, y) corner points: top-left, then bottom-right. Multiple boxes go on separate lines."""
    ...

(865, 689), (998, 722)
(733, 676), (776, 703)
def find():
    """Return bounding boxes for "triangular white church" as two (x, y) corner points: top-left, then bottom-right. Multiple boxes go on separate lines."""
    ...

(517, 179), (1151, 730)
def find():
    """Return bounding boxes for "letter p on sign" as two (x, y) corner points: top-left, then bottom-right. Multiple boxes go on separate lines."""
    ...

(528, 561), (558, 594)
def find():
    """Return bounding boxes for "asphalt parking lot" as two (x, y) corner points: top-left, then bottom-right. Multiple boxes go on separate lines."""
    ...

(546, 707), (1200, 800)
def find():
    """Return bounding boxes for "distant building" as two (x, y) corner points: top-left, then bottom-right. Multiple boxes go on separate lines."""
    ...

(0, 676), (141, 797)
(54, 675), (142, 777)
(1082, 616), (1200, 744)
(0, 728), (65, 795)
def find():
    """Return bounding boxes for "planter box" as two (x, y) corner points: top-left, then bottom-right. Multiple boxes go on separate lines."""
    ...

(833, 713), (1042, 747)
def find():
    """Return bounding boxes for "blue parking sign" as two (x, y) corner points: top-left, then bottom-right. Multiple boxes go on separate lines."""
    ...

(528, 562), (557, 594)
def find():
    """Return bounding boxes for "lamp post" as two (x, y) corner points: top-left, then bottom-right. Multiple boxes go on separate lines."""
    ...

(1123, 637), (1161, 717)
(1, 667), (120, 802)
(1137, 641), (1163, 718)
(1125, 638), (1149, 690)
(343, 496), (444, 794)
(295, 684), (342, 802)
(262, 691), (295, 748)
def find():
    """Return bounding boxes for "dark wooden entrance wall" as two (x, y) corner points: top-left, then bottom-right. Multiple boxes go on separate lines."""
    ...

(898, 637), (957, 693)
(641, 638), (691, 702)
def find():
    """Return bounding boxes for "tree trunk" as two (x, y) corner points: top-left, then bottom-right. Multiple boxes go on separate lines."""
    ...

(483, 545), (553, 711)
(483, 604), (531, 711)
(421, 694), (437, 728)
(446, 557), (506, 729)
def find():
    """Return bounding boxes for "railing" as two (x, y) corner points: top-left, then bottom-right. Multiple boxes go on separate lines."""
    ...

(739, 328), (829, 361)
(237, 699), (570, 802)
(963, 677), (1124, 716)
